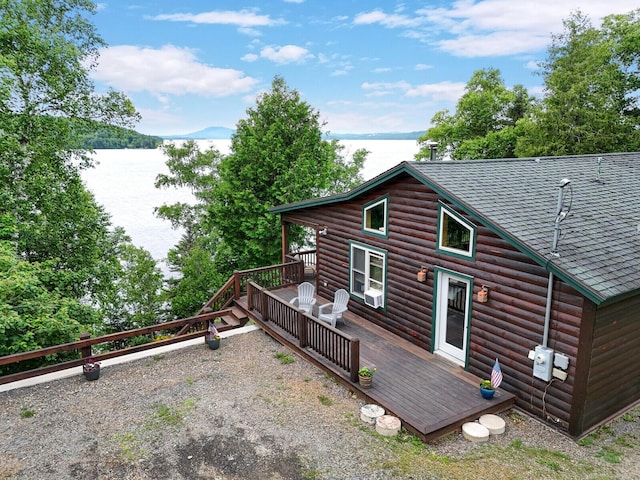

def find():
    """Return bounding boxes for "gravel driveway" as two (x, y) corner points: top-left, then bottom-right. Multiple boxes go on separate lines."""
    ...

(1, 329), (638, 479)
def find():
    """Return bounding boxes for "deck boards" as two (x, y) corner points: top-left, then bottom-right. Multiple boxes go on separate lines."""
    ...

(240, 287), (514, 441)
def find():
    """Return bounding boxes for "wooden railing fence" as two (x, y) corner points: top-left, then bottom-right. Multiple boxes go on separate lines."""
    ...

(0, 310), (235, 385)
(247, 280), (359, 382)
(199, 260), (304, 316)
(0, 254), (354, 387)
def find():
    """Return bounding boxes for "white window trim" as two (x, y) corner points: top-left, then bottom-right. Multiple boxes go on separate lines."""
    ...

(350, 242), (386, 308)
(362, 197), (388, 236)
(437, 204), (476, 259)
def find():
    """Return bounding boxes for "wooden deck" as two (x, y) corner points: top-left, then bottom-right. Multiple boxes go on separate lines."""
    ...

(238, 286), (515, 442)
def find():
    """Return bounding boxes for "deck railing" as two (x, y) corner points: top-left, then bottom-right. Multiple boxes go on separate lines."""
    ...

(0, 257), (316, 386)
(200, 260), (304, 317)
(0, 310), (237, 385)
(247, 280), (359, 382)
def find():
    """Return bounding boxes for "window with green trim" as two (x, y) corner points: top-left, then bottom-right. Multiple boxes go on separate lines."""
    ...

(363, 197), (388, 236)
(350, 243), (386, 308)
(437, 204), (476, 258)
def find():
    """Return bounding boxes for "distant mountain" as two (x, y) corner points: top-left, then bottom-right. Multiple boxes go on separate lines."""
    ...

(324, 131), (425, 140)
(163, 126), (235, 140)
(162, 126), (424, 141)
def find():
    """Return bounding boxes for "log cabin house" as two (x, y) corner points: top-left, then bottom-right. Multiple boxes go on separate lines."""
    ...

(271, 151), (640, 438)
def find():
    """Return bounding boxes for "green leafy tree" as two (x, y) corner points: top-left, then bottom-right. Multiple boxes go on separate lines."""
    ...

(0, 215), (97, 374)
(0, 1), (165, 360)
(209, 76), (365, 272)
(417, 69), (532, 160)
(516, 10), (640, 157)
(98, 231), (166, 337)
(154, 141), (225, 318)
(0, 0), (140, 304)
(157, 76), (365, 317)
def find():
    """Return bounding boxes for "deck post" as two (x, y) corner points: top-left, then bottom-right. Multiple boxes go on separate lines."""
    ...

(281, 221), (288, 264)
(261, 289), (269, 322)
(79, 332), (92, 359)
(298, 312), (307, 348)
(350, 338), (360, 383)
(247, 282), (254, 310)
(233, 271), (240, 299)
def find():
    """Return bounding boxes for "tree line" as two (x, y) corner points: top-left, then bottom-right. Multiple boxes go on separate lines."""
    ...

(416, 10), (640, 161)
(73, 120), (163, 149)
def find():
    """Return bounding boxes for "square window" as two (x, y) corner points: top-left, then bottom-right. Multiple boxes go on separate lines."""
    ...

(350, 242), (386, 308)
(437, 204), (476, 259)
(363, 197), (388, 236)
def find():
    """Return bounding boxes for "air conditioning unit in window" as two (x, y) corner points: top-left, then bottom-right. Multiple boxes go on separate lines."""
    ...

(364, 289), (383, 308)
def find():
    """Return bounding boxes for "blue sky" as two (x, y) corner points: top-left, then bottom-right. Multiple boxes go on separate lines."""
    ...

(91, 1), (639, 136)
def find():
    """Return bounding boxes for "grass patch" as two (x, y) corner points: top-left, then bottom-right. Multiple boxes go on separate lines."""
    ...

(615, 434), (636, 448)
(596, 446), (623, 464)
(150, 399), (197, 428)
(374, 433), (607, 480)
(274, 352), (294, 364)
(113, 432), (147, 462)
(155, 404), (183, 426)
(301, 467), (322, 479)
(317, 395), (333, 406)
(186, 377), (194, 386)
(19, 407), (35, 418)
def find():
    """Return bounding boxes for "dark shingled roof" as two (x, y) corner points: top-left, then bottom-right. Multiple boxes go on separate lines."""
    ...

(272, 152), (640, 304)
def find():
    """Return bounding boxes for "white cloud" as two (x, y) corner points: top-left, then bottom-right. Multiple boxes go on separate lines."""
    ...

(92, 45), (258, 96)
(437, 31), (550, 57)
(362, 81), (412, 94)
(356, 1), (640, 58)
(238, 27), (262, 37)
(373, 67), (392, 73)
(405, 81), (467, 102)
(241, 53), (259, 62)
(353, 9), (424, 28)
(525, 60), (541, 70)
(152, 9), (286, 28)
(259, 45), (314, 64)
(415, 64), (432, 71)
(362, 80), (466, 103)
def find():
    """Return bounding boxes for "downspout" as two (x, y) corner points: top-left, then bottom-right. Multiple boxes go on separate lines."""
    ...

(544, 178), (571, 347)
(543, 272), (554, 347)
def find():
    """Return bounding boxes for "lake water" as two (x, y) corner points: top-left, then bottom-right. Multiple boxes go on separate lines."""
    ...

(82, 140), (419, 274)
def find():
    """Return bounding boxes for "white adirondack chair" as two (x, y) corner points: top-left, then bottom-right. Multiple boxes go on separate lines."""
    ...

(290, 281), (316, 314)
(317, 289), (349, 328)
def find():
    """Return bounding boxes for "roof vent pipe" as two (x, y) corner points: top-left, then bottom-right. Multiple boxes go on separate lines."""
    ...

(544, 178), (571, 348)
(426, 141), (438, 161)
(551, 178), (571, 256)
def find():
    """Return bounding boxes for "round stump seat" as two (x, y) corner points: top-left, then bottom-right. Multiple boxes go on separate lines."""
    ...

(462, 422), (490, 442)
(360, 404), (385, 426)
(479, 414), (506, 435)
(376, 415), (401, 436)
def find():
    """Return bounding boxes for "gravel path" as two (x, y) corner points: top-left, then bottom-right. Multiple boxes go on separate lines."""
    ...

(1, 329), (638, 479)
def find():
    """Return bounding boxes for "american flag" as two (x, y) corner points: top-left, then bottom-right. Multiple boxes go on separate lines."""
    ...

(491, 358), (503, 389)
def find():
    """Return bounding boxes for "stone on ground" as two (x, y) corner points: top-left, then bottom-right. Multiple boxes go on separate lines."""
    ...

(479, 414), (506, 435)
(360, 404), (385, 426)
(462, 422), (490, 442)
(375, 415), (401, 436)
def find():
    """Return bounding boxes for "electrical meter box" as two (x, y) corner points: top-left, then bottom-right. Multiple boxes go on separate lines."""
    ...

(533, 345), (554, 381)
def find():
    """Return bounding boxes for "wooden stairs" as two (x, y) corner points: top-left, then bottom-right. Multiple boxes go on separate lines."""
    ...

(217, 306), (250, 332)
(196, 304), (250, 334)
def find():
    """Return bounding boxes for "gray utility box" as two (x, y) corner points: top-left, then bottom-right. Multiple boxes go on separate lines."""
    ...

(533, 345), (554, 381)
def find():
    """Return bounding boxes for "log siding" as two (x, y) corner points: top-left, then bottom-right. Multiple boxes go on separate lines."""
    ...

(282, 174), (587, 432)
